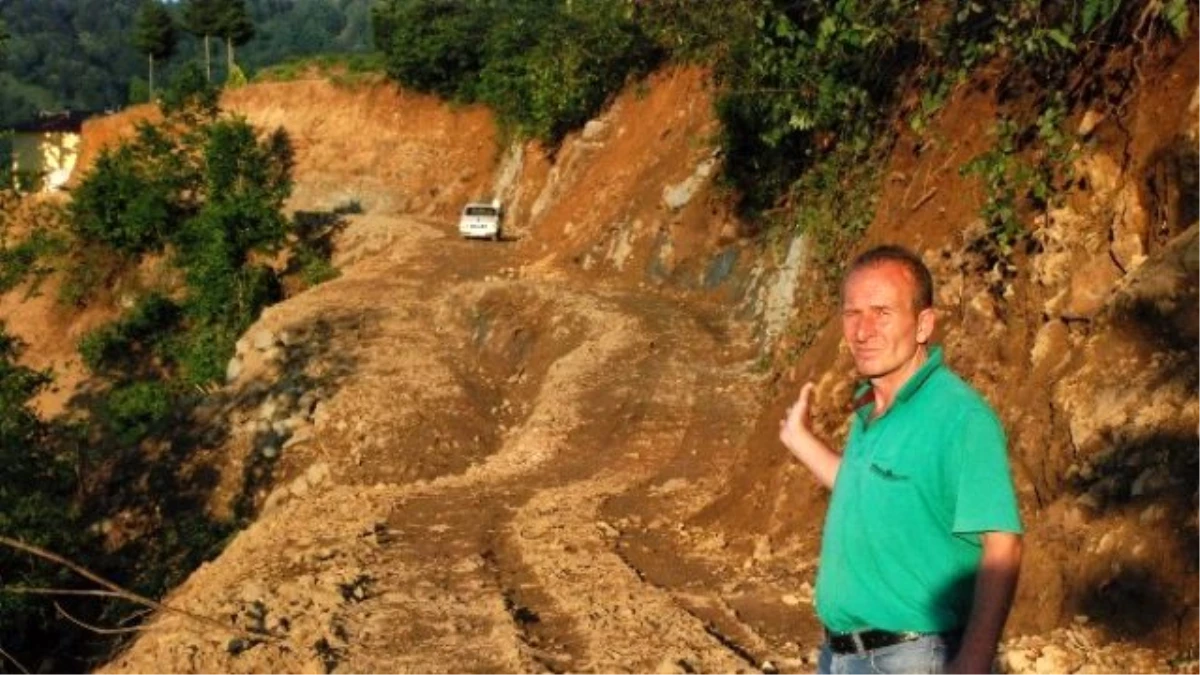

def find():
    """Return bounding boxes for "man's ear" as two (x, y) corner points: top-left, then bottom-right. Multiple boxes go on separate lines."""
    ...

(916, 307), (936, 345)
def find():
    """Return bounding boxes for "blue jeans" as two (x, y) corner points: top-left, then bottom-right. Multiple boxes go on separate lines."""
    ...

(817, 634), (954, 674)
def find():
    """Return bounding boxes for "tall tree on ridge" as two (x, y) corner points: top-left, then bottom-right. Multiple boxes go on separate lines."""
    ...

(215, 0), (255, 76)
(182, 0), (221, 82)
(133, 0), (177, 100)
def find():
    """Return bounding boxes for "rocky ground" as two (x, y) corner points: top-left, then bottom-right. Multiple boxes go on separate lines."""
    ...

(96, 209), (1196, 674)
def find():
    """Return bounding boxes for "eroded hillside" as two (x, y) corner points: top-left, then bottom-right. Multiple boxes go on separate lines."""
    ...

(2, 40), (1196, 675)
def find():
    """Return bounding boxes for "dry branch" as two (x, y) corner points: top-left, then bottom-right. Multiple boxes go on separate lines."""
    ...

(0, 643), (30, 675)
(0, 535), (276, 644)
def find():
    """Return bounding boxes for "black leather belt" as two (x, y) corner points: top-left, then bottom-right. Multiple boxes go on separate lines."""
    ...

(825, 628), (926, 654)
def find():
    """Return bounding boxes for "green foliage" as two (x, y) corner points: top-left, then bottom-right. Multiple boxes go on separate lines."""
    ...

(79, 293), (181, 376)
(161, 61), (221, 117)
(0, 325), (79, 651)
(68, 90), (295, 386)
(374, 0), (661, 144)
(99, 379), (174, 445)
(0, 0), (375, 127)
(134, 0), (178, 97)
(0, 227), (66, 294)
(961, 120), (1028, 258)
(790, 144), (883, 283)
(960, 96), (1076, 259)
(226, 62), (247, 87)
(68, 142), (178, 253)
(134, 0), (177, 61)
(712, 0), (922, 213)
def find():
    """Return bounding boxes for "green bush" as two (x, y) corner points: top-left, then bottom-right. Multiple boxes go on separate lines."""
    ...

(0, 227), (66, 294)
(79, 293), (181, 376)
(374, 0), (660, 144)
(101, 380), (174, 446)
(0, 325), (79, 652)
(68, 131), (187, 254)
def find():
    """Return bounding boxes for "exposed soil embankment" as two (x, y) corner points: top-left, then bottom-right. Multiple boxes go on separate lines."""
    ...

(4, 39), (1196, 674)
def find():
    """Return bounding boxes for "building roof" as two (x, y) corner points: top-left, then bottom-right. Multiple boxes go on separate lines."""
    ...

(9, 110), (98, 134)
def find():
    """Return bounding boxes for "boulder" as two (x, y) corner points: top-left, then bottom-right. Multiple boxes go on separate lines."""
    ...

(1061, 257), (1122, 320)
(1110, 184), (1149, 272)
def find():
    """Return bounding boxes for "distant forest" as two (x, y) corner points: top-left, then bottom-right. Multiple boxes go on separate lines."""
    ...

(0, 0), (372, 127)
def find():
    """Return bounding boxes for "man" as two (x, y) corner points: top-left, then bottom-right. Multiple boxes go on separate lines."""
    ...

(779, 245), (1022, 674)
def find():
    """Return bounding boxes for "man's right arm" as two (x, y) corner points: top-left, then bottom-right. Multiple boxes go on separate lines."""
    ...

(778, 382), (841, 489)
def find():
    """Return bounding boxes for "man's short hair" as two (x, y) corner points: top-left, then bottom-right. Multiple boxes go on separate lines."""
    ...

(845, 245), (934, 310)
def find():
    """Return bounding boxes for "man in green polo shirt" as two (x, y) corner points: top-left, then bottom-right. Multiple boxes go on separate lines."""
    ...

(779, 245), (1022, 674)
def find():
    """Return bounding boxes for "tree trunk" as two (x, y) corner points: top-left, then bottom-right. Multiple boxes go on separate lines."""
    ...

(148, 53), (155, 101)
(226, 37), (234, 75)
(204, 35), (211, 82)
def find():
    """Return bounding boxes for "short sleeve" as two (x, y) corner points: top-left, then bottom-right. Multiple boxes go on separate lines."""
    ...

(949, 407), (1023, 536)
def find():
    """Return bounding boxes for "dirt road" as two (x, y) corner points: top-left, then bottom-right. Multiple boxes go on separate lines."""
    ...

(103, 212), (822, 673)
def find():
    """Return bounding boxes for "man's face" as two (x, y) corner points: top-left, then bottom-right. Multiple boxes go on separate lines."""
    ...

(841, 261), (934, 382)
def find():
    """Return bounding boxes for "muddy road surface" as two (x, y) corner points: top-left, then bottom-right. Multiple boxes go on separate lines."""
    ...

(103, 213), (822, 674)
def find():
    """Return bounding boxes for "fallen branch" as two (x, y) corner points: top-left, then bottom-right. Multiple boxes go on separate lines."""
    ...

(5, 587), (126, 600)
(909, 187), (939, 211)
(0, 535), (275, 644)
(54, 602), (146, 636)
(0, 643), (30, 675)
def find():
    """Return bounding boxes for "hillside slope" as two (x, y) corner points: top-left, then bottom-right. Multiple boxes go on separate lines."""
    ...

(3, 41), (1195, 674)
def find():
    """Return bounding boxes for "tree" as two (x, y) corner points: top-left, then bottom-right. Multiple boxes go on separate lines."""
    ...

(214, 0), (255, 77)
(0, 324), (79, 659)
(132, 0), (177, 100)
(182, 0), (221, 82)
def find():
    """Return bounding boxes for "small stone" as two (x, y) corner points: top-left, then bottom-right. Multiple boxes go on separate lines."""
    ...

(752, 536), (772, 562)
(781, 594), (801, 607)
(761, 660), (778, 674)
(1062, 257), (1122, 320)
(259, 400), (279, 421)
(226, 356), (244, 383)
(284, 426), (315, 449)
(290, 476), (310, 498)
(582, 119), (608, 141)
(1001, 648), (1032, 673)
(261, 444), (279, 460)
(1078, 109), (1105, 137)
(263, 486), (290, 512)
(252, 329), (277, 351)
(1034, 645), (1073, 674)
(306, 462), (330, 487)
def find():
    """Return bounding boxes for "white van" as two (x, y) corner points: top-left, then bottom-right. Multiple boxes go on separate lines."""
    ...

(458, 200), (502, 240)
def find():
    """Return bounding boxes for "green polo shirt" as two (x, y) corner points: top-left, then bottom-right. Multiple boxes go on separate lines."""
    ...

(814, 346), (1022, 634)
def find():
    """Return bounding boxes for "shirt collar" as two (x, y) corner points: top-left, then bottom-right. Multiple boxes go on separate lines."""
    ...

(851, 345), (944, 418)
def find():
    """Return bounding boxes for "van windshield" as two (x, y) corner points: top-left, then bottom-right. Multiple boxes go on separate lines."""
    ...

(465, 206), (498, 217)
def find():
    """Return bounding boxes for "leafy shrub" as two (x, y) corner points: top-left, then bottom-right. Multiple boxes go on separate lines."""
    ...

(160, 62), (220, 119)
(79, 293), (181, 376)
(0, 325), (79, 651)
(374, 0), (660, 144)
(100, 380), (174, 446)
(0, 227), (66, 294)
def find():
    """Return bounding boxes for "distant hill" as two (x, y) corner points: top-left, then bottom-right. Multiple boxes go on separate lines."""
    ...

(0, 0), (373, 128)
